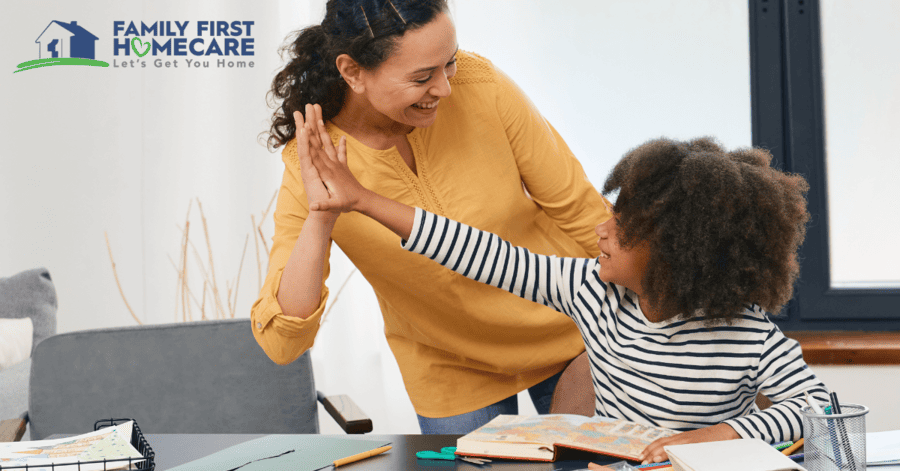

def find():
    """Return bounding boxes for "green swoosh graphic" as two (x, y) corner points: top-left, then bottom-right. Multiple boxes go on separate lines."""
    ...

(14, 58), (109, 73)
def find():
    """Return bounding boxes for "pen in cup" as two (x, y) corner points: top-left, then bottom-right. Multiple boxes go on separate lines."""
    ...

(806, 391), (842, 467)
(805, 391), (824, 414)
(830, 392), (857, 470)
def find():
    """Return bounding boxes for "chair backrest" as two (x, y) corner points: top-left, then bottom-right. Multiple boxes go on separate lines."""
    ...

(29, 319), (318, 439)
(549, 351), (595, 417)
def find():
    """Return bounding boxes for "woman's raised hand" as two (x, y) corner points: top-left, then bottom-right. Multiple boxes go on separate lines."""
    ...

(293, 104), (338, 217)
(294, 103), (413, 240)
(300, 104), (368, 213)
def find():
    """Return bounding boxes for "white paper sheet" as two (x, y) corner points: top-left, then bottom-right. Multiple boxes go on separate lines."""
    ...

(664, 438), (806, 471)
(868, 430), (900, 466)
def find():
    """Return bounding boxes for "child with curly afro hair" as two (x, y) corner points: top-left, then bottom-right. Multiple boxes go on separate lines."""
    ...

(301, 122), (830, 463)
(602, 137), (809, 324)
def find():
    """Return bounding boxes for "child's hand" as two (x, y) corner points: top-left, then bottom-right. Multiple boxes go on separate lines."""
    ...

(300, 105), (366, 213)
(638, 423), (740, 464)
(293, 104), (339, 218)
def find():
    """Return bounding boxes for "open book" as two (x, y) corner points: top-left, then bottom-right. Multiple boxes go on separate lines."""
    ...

(455, 414), (677, 462)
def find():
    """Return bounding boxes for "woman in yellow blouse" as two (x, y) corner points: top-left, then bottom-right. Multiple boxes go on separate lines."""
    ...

(254, 0), (611, 433)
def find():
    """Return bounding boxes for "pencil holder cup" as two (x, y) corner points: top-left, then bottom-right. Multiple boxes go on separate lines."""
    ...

(801, 403), (869, 471)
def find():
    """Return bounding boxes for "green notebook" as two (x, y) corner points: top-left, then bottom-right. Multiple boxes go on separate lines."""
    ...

(167, 435), (391, 471)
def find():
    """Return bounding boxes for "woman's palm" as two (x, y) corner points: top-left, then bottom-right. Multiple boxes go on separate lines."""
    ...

(293, 107), (337, 215)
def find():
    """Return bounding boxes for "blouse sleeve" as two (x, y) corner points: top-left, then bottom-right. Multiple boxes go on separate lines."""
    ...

(250, 139), (332, 365)
(494, 67), (612, 256)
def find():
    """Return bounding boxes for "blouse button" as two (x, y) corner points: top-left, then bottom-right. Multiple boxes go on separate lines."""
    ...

(256, 322), (262, 329)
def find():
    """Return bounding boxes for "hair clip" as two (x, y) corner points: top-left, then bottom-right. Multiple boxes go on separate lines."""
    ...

(386, 0), (407, 25)
(360, 5), (375, 38)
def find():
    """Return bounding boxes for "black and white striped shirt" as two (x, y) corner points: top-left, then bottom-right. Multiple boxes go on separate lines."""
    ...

(402, 208), (829, 443)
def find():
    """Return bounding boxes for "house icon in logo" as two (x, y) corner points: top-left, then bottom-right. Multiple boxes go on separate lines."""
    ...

(35, 21), (99, 60)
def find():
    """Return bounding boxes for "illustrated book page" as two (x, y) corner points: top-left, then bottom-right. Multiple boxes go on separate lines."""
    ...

(456, 414), (678, 462)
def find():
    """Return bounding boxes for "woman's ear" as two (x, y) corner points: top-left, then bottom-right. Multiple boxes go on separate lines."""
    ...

(336, 54), (364, 94)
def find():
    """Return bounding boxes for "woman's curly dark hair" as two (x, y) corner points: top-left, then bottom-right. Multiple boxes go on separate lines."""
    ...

(602, 137), (810, 323)
(265, 0), (447, 150)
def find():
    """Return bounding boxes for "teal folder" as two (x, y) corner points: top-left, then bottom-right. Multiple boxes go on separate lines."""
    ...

(166, 435), (391, 471)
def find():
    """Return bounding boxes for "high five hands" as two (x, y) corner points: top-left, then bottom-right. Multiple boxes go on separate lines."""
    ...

(292, 103), (415, 240)
(292, 103), (368, 214)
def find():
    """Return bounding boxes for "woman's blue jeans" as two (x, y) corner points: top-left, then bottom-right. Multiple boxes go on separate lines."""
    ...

(416, 369), (563, 434)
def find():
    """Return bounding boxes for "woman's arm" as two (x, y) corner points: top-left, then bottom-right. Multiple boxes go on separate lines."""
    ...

(276, 211), (335, 318)
(494, 68), (612, 254)
(250, 105), (340, 365)
(275, 105), (342, 319)
(250, 175), (334, 365)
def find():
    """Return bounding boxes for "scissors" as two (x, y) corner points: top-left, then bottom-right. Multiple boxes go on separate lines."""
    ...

(416, 447), (491, 465)
(416, 446), (458, 460)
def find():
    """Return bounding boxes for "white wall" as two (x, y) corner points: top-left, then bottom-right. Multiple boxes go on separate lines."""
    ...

(3, 0), (895, 435)
(1, 0), (294, 332)
(451, 0), (753, 179)
(810, 366), (900, 433)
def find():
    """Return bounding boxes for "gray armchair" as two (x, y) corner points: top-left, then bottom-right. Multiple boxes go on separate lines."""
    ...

(0, 268), (58, 442)
(1, 318), (372, 442)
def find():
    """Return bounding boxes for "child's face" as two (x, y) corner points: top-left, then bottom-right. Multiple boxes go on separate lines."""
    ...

(594, 215), (651, 292)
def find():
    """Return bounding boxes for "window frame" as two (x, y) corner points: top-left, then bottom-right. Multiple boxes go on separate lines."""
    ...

(748, 0), (900, 331)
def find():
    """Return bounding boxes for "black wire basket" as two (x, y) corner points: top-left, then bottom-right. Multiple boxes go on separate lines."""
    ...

(0, 418), (155, 470)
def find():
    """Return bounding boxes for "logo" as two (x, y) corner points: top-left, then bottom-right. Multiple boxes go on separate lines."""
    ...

(14, 19), (257, 72)
(15, 20), (109, 73)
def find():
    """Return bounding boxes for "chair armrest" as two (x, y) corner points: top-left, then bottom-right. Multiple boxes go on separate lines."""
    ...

(316, 392), (373, 434)
(0, 412), (28, 442)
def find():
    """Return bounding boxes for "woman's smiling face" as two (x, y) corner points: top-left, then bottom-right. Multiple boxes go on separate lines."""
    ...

(356, 11), (458, 129)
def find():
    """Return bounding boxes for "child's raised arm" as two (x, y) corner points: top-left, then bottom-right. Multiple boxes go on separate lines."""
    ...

(302, 117), (415, 241)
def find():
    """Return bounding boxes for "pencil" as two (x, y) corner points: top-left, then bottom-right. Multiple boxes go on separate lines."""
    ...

(334, 445), (392, 467)
(782, 438), (804, 455)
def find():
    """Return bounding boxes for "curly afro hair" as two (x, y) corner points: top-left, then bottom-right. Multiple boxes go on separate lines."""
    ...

(602, 137), (810, 323)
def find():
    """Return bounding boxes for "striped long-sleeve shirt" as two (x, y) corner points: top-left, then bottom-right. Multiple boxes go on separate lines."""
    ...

(402, 208), (830, 443)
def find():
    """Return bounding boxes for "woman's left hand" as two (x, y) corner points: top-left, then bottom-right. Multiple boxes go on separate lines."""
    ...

(638, 423), (740, 464)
